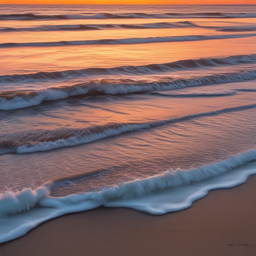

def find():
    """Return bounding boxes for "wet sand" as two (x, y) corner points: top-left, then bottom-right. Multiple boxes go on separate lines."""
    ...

(1, 175), (256, 256)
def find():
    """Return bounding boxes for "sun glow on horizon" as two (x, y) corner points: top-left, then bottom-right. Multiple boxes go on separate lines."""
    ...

(1, 0), (256, 4)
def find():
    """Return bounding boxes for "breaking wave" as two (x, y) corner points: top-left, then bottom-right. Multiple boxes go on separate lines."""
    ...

(1, 54), (256, 83)
(1, 33), (256, 48)
(1, 102), (256, 154)
(0, 69), (255, 110)
(1, 149), (256, 243)
(0, 186), (50, 217)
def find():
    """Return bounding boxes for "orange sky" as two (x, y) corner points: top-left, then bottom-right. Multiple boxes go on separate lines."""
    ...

(0, 0), (255, 4)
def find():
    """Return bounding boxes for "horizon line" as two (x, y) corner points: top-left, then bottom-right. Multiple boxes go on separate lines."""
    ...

(1, 3), (256, 5)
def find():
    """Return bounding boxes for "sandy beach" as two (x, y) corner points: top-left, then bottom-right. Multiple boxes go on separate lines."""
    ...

(1, 175), (256, 256)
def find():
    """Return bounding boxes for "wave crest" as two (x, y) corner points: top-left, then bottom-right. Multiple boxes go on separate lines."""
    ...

(0, 69), (255, 110)
(1, 54), (256, 83)
(1, 33), (256, 48)
(0, 21), (196, 32)
(1, 150), (256, 243)
(1, 102), (256, 154)
(1, 12), (256, 20)
(1, 149), (256, 216)
(0, 186), (50, 217)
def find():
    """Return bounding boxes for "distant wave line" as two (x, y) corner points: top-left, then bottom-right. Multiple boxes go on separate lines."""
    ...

(0, 12), (256, 20)
(151, 91), (237, 98)
(1, 34), (256, 48)
(0, 21), (197, 32)
(1, 22), (256, 33)
(1, 54), (256, 83)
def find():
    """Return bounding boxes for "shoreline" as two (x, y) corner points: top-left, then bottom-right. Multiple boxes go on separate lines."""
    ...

(1, 175), (256, 255)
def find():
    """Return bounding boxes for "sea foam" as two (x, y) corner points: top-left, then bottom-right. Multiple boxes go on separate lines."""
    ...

(0, 69), (255, 110)
(1, 150), (256, 243)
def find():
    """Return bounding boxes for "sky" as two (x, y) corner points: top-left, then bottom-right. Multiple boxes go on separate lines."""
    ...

(0, 0), (255, 4)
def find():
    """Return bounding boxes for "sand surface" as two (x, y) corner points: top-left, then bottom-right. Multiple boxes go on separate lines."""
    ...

(2, 175), (256, 256)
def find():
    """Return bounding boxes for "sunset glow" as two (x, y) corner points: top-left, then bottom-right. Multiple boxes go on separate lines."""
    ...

(1, 0), (256, 4)
(0, 1), (256, 254)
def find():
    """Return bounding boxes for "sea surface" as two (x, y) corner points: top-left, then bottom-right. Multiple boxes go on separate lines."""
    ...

(0, 4), (256, 243)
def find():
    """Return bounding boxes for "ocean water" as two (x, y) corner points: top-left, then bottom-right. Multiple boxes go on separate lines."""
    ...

(0, 4), (256, 243)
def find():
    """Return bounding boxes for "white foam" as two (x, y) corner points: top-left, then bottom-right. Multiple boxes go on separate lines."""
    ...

(0, 102), (254, 154)
(1, 150), (256, 243)
(0, 90), (69, 110)
(0, 186), (50, 217)
(0, 69), (255, 111)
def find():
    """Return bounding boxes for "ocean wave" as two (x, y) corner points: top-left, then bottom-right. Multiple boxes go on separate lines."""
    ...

(1, 102), (256, 154)
(0, 168), (110, 217)
(1, 33), (256, 48)
(1, 22), (256, 35)
(0, 21), (196, 32)
(152, 91), (237, 97)
(0, 186), (50, 217)
(45, 149), (256, 204)
(1, 150), (256, 243)
(0, 69), (255, 110)
(0, 123), (151, 154)
(2, 150), (256, 214)
(238, 88), (256, 92)
(218, 26), (256, 32)
(0, 12), (256, 20)
(1, 54), (255, 83)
